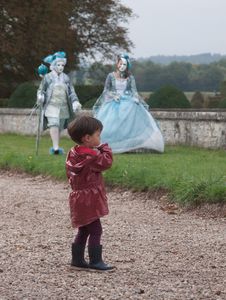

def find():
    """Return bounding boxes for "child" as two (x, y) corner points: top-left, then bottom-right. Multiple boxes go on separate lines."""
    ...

(66, 115), (114, 272)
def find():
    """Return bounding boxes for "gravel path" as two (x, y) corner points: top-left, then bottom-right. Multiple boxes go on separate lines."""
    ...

(0, 171), (226, 300)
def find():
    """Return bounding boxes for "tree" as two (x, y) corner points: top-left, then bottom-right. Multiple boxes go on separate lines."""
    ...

(166, 62), (191, 90)
(87, 62), (113, 85)
(0, 0), (133, 96)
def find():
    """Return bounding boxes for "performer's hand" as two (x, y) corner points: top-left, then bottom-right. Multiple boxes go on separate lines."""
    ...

(72, 101), (82, 112)
(36, 94), (44, 106)
(114, 95), (120, 102)
(134, 98), (139, 104)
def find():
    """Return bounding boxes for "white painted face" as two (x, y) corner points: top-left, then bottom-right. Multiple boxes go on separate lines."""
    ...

(118, 58), (127, 72)
(55, 61), (65, 74)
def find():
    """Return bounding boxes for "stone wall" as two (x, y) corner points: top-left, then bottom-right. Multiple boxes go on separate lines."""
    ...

(154, 109), (226, 149)
(1, 108), (226, 149)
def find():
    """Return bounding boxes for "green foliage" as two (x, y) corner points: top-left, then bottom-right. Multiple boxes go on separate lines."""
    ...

(7, 81), (102, 109)
(1, 1), (133, 97)
(190, 91), (205, 108)
(1, 134), (226, 205)
(171, 176), (226, 205)
(206, 95), (223, 108)
(220, 81), (226, 97)
(131, 59), (225, 92)
(87, 62), (113, 85)
(8, 82), (37, 108)
(75, 85), (103, 106)
(0, 98), (9, 108)
(147, 85), (191, 108)
(82, 98), (97, 109)
(218, 98), (226, 108)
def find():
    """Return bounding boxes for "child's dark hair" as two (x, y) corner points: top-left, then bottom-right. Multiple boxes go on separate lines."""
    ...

(67, 115), (103, 144)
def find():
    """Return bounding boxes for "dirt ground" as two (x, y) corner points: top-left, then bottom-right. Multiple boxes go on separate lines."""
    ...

(0, 171), (226, 300)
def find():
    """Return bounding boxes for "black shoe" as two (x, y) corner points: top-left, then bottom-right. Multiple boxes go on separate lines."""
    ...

(54, 149), (59, 155)
(71, 243), (89, 270)
(88, 245), (115, 272)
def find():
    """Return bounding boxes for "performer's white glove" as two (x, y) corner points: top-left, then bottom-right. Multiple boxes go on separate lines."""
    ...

(134, 98), (139, 104)
(37, 93), (44, 106)
(114, 95), (120, 102)
(72, 101), (82, 112)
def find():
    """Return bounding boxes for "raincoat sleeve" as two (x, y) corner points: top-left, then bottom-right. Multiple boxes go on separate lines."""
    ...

(65, 149), (80, 179)
(91, 144), (113, 172)
(65, 149), (85, 190)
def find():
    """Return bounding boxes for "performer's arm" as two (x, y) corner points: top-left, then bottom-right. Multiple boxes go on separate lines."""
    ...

(68, 80), (82, 112)
(130, 75), (139, 99)
(131, 75), (149, 109)
(37, 77), (47, 105)
(104, 73), (120, 101)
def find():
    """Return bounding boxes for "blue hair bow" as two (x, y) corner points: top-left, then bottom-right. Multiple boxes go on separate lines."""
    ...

(37, 64), (48, 76)
(54, 51), (66, 58)
(43, 51), (66, 64)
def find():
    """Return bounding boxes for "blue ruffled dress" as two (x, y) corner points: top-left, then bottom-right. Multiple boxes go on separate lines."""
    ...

(93, 72), (164, 153)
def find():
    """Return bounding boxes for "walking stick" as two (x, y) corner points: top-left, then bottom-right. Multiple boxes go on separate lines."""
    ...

(35, 104), (43, 156)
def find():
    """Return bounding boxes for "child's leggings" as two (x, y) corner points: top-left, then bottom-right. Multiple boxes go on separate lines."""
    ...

(74, 219), (102, 247)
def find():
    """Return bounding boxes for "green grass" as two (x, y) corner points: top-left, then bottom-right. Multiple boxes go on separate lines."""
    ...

(0, 133), (226, 205)
(0, 134), (73, 180)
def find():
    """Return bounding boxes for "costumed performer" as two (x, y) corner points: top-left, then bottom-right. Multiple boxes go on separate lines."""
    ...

(93, 54), (164, 153)
(37, 51), (81, 155)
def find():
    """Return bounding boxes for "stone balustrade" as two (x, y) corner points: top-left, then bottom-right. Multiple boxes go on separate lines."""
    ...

(0, 108), (226, 149)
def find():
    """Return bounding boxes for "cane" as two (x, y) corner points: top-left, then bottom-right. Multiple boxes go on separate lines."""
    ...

(35, 104), (43, 156)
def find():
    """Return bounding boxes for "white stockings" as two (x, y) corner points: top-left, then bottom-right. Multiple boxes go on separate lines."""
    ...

(50, 126), (60, 150)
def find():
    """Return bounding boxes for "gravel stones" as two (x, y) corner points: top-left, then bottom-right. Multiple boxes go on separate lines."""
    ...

(0, 171), (226, 299)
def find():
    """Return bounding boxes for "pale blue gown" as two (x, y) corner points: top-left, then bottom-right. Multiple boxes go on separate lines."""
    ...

(93, 72), (164, 153)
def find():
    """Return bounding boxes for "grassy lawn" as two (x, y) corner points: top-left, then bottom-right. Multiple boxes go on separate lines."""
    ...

(0, 133), (226, 205)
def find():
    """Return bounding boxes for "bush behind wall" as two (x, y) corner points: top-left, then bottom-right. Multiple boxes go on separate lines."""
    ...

(8, 82), (103, 109)
(147, 85), (191, 108)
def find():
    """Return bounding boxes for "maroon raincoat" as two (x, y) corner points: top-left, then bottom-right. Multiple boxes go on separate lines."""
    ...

(66, 143), (113, 228)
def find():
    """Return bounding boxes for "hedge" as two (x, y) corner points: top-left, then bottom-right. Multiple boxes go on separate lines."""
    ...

(147, 85), (191, 108)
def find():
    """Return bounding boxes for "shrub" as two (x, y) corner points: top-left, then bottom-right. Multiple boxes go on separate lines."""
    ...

(8, 82), (37, 108)
(7, 82), (103, 109)
(190, 91), (205, 108)
(74, 85), (103, 106)
(218, 98), (226, 108)
(0, 98), (9, 108)
(220, 81), (226, 97)
(206, 95), (223, 108)
(147, 85), (191, 108)
(82, 98), (97, 109)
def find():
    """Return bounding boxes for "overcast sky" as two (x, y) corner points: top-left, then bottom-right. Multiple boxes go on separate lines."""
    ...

(121, 0), (226, 58)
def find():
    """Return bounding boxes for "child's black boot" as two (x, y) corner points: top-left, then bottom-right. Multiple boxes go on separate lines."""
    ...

(88, 245), (115, 272)
(71, 243), (89, 270)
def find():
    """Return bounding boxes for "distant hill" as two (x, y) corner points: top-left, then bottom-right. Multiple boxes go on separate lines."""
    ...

(137, 53), (226, 65)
